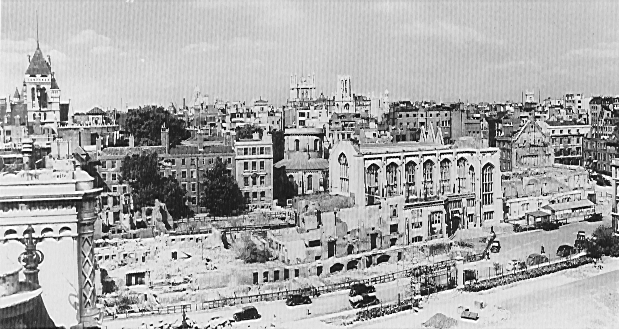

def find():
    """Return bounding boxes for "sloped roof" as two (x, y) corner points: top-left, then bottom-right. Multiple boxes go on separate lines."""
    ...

(88, 107), (105, 115)
(25, 47), (51, 76)
(543, 199), (595, 212)
(274, 152), (328, 171)
(13, 88), (20, 99)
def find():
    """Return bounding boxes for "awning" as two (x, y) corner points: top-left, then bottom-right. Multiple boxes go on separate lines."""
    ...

(545, 199), (595, 212)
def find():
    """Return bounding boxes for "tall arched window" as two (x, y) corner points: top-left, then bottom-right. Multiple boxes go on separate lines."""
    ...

(294, 139), (300, 151)
(439, 159), (451, 195)
(366, 164), (379, 196)
(482, 164), (494, 206)
(423, 160), (434, 196)
(339, 153), (349, 193)
(457, 158), (467, 193)
(405, 161), (417, 201)
(307, 174), (313, 191)
(468, 165), (475, 192)
(386, 162), (399, 196)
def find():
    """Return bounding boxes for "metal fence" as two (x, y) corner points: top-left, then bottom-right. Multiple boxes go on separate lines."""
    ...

(103, 260), (455, 321)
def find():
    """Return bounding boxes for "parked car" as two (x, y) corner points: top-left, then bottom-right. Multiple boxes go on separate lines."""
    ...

(490, 241), (501, 253)
(233, 306), (260, 321)
(285, 294), (312, 306)
(585, 213), (603, 222)
(526, 253), (549, 267)
(556, 245), (575, 257)
(349, 283), (376, 297)
(349, 293), (379, 308)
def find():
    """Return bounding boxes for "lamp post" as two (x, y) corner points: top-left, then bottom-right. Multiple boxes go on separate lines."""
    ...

(18, 225), (44, 285)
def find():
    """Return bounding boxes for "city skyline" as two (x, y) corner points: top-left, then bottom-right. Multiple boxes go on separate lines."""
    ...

(3, 0), (619, 111)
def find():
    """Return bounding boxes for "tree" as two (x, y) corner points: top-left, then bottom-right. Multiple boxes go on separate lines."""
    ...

(201, 157), (246, 216)
(235, 124), (263, 140)
(273, 167), (297, 206)
(119, 152), (193, 221)
(124, 106), (191, 147)
(587, 225), (619, 257)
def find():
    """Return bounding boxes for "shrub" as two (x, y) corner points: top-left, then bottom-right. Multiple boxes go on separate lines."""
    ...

(234, 234), (273, 263)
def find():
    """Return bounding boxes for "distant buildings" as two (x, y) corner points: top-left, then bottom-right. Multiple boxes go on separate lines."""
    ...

(538, 120), (590, 166)
(495, 120), (554, 172)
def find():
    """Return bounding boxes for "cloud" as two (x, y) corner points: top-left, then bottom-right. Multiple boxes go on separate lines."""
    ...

(68, 29), (125, 56)
(68, 29), (111, 46)
(0, 37), (68, 65)
(565, 42), (619, 59)
(182, 37), (277, 54)
(181, 42), (220, 54)
(394, 21), (504, 46)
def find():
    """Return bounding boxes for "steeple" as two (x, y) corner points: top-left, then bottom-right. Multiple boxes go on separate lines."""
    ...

(36, 10), (40, 49)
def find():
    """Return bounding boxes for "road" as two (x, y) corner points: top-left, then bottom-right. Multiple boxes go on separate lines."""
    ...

(103, 218), (609, 329)
(103, 276), (411, 329)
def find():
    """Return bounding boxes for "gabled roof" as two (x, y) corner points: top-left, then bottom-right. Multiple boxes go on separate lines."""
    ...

(25, 47), (51, 76)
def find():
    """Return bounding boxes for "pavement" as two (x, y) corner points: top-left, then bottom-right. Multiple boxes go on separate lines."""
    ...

(102, 218), (610, 329)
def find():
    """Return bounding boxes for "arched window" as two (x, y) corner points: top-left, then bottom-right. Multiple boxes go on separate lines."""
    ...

(482, 164), (494, 206)
(288, 175), (294, 183)
(469, 165), (475, 192)
(31, 87), (35, 102)
(457, 158), (468, 193)
(294, 139), (300, 151)
(386, 162), (399, 196)
(339, 153), (349, 193)
(423, 160), (434, 196)
(344, 103), (350, 112)
(405, 161), (417, 201)
(366, 164), (380, 196)
(439, 159), (451, 195)
(307, 174), (313, 191)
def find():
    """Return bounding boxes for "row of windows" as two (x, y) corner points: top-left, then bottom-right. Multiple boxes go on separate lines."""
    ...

(237, 146), (271, 156)
(101, 157), (232, 169)
(244, 175), (267, 187)
(397, 112), (450, 118)
(552, 137), (581, 145)
(244, 191), (267, 202)
(243, 161), (266, 172)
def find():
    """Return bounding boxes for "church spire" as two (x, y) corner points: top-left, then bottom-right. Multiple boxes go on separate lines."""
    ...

(36, 10), (40, 48)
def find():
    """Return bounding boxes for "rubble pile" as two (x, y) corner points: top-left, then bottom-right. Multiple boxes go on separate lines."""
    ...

(422, 313), (458, 329)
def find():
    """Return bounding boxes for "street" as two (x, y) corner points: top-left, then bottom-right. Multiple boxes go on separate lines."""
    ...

(102, 218), (610, 329)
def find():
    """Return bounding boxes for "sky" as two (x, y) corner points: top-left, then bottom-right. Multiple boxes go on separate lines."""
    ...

(2, 0), (619, 112)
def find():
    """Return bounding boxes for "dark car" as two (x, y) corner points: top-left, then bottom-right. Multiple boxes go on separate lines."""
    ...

(349, 283), (376, 297)
(556, 245), (575, 257)
(349, 293), (379, 308)
(285, 294), (311, 306)
(585, 213), (603, 222)
(233, 306), (260, 321)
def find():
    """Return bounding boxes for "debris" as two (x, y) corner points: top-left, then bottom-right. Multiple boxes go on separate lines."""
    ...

(422, 313), (458, 329)
(474, 300), (486, 309)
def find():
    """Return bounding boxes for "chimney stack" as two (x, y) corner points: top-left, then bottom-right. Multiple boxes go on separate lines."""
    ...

(161, 123), (169, 154)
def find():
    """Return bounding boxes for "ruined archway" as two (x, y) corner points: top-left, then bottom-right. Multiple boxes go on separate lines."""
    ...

(330, 263), (344, 273)
(376, 254), (390, 265)
(347, 259), (359, 270)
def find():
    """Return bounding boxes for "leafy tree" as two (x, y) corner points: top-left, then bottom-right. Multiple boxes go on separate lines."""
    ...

(201, 157), (246, 216)
(235, 124), (263, 140)
(119, 152), (193, 221)
(587, 225), (619, 258)
(124, 105), (191, 147)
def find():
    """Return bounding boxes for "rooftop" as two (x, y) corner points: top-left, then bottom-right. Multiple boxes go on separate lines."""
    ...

(100, 146), (165, 157)
(274, 152), (328, 171)
(544, 120), (589, 127)
(25, 47), (51, 76)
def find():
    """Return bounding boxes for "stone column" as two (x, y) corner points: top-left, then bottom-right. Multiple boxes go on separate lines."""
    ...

(77, 197), (99, 325)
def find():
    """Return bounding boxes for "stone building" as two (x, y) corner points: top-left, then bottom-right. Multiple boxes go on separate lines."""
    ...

(0, 156), (102, 327)
(538, 120), (590, 166)
(274, 127), (328, 195)
(495, 119), (554, 172)
(234, 131), (274, 210)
